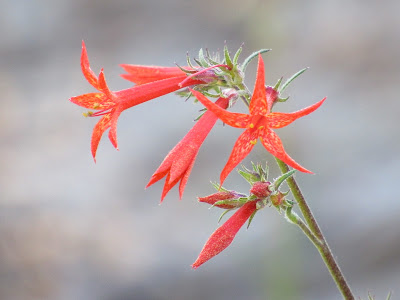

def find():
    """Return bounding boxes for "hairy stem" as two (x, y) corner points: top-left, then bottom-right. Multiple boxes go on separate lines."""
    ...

(275, 158), (355, 300)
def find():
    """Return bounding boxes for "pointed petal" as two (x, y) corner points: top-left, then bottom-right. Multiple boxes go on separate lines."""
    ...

(267, 97), (326, 129)
(220, 130), (257, 185)
(178, 151), (198, 199)
(192, 201), (257, 269)
(69, 93), (108, 109)
(107, 106), (124, 150)
(120, 65), (188, 84)
(249, 55), (268, 115)
(260, 128), (312, 173)
(160, 172), (180, 203)
(146, 168), (170, 188)
(91, 113), (112, 161)
(80, 40), (100, 89)
(190, 89), (250, 128)
(98, 69), (116, 100)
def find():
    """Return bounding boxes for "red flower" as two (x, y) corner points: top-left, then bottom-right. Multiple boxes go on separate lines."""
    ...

(198, 190), (246, 209)
(70, 41), (205, 161)
(192, 200), (258, 269)
(146, 96), (230, 201)
(120, 65), (191, 85)
(190, 54), (326, 185)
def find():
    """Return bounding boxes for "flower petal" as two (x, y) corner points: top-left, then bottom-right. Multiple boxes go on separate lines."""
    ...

(266, 97), (326, 129)
(80, 40), (100, 90)
(192, 201), (257, 269)
(120, 65), (189, 84)
(91, 113), (112, 161)
(190, 89), (250, 128)
(69, 93), (108, 109)
(107, 106), (124, 150)
(249, 55), (268, 115)
(260, 128), (312, 173)
(220, 130), (257, 185)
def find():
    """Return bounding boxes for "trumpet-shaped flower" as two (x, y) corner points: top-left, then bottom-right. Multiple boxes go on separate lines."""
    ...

(190, 54), (326, 185)
(70, 41), (206, 161)
(192, 200), (258, 269)
(120, 65), (191, 85)
(146, 97), (230, 201)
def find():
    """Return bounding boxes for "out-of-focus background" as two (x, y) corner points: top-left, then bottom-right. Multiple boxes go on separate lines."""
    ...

(1, 0), (399, 299)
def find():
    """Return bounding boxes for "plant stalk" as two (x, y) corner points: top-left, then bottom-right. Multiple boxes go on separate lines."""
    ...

(275, 158), (355, 300)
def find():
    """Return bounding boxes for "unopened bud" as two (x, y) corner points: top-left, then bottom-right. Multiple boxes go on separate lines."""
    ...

(250, 181), (271, 198)
(270, 191), (285, 207)
(198, 191), (246, 209)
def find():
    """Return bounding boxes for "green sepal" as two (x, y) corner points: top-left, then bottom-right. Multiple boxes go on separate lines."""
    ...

(193, 110), (206, 121)
(199, 90), (220, 98)
(218, 209), (232, 223)
(186, 53), (197, 70)
(211, 181), (229, 192)
(175, 63), (197, 74)
(241, 49), (271, 73)
(238, 168), (260, 185)
(273, 77), (283, 91)
(273, 170), (295, 190)
(386, 291), (392, 300)
(284, 205), (297, 225)
(198, 48), (210, 67)
(224, 44), (233, 68)
(232, 46), (243, 65)
(279, 67), (309, 93)
(247, 210), (258, 229)
(205, 48), (221, 65)
(193, 57), (204, 67)
(277, 95), (290, 102)
(213, 197), (248, 209)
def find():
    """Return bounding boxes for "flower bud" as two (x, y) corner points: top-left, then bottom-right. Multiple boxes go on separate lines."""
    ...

(270, 191), (285, 207)
(198, 191), (246, 209)
(250, 181), (271, 198)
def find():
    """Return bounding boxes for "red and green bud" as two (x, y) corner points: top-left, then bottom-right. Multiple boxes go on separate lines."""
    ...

(270, 191), (286, 207)
(198, 190), (247, 209)
(250, 181), (272, 198)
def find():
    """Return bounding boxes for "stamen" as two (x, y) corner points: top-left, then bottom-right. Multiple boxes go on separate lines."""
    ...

(250, 139), (258, 145)
(249, 123), (254, 129)
(84, 108), (112, 117)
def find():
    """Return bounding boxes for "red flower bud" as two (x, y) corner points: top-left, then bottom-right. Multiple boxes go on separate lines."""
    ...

(198, 191), (246, 209)
(250, 181), (271, 198)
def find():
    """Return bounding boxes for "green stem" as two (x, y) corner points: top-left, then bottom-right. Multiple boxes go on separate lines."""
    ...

(275, 158), (355, 300)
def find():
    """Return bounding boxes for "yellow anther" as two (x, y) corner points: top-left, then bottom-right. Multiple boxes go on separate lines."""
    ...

(83, 111), (93, 117)
(93, 103), (100, 109)
(250, 139), (258, 145)
(249, 123), (254, 129)
(258, 125), (264, 130)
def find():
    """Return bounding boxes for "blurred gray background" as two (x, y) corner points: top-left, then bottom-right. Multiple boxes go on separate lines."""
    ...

(1, 0), (399, 299)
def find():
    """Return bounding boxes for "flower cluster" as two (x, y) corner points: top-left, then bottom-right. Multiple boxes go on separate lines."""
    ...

(69, 41), (325, 267)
